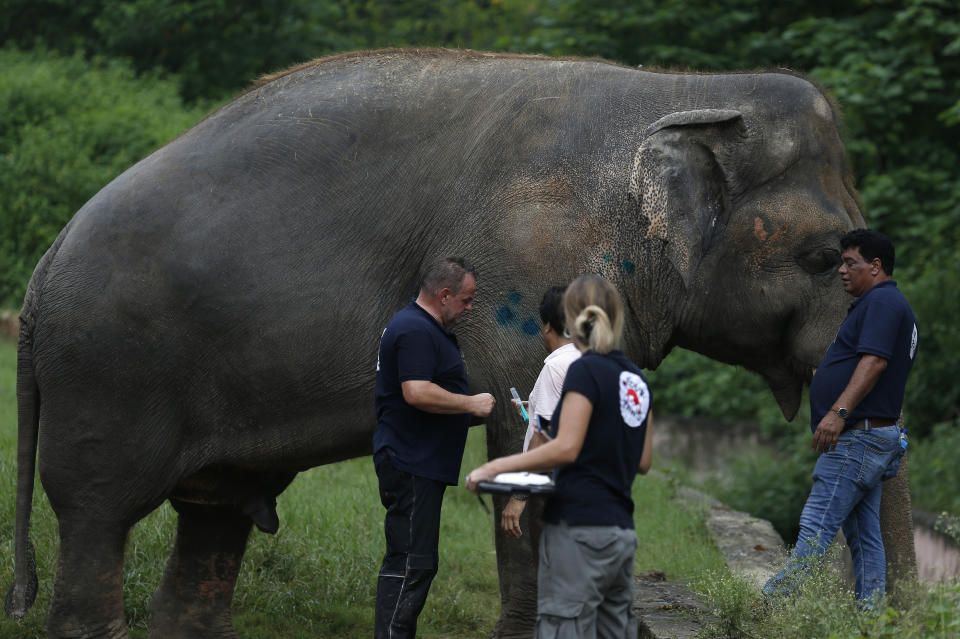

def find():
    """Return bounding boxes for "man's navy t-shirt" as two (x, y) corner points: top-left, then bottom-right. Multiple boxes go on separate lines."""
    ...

(542, 350), (651, 529)
(810, 280), (918, 431)
(374, 301), (470, 485)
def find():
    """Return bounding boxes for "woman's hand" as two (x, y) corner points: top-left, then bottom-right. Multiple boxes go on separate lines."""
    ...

(501, 497), (526, 538)
(465, 463), (498, 493)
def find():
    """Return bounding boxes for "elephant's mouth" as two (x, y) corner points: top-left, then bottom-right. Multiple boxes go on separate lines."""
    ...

(763, 359), (815, 421)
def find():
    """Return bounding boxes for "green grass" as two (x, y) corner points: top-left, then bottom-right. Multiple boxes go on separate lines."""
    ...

(0, 339), (723, 638)
(693, 552), (960, 639)
(5, 335), (959, 638)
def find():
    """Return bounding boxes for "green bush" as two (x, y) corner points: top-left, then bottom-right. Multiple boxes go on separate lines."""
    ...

(0, 46), (208, 308)
(710, 432), (816, 545)
(908, 421), (960, 515)
(646, 349), (769, 421)
(646, 348), (818, 543)
(899, 247), (960, 436)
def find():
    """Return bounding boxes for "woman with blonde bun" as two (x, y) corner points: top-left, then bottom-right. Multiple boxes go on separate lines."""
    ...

(468, 274), (653, 639)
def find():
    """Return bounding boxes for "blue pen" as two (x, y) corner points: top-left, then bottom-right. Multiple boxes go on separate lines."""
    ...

(509, 387), (528, 421)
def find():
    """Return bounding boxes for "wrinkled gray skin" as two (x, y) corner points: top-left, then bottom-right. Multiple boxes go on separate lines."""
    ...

(6, 49), (909, 639)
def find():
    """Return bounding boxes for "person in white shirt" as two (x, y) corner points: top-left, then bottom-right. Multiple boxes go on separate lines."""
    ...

(502, 285), (581, 538)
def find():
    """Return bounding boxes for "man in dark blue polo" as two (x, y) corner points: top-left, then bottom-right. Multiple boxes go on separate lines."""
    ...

(373, 256), (495, 638)
(764, 229), (918, 607)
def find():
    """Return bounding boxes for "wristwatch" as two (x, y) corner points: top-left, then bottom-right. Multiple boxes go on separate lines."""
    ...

(834, 407), (849, 420)
(511, 493), (528, 502)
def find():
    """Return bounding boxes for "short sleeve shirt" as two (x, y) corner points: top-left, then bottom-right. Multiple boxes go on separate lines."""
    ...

(809, 280), (919, 431)
(542, 350), (651, 529)
(522, 343), (581, 451)
(374, 301), (470, 484)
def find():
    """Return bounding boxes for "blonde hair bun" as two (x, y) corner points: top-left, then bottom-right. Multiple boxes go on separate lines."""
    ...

(564, 276), (623, 353)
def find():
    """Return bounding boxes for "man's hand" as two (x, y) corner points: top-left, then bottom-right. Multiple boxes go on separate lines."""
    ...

(501, 497), (526, 538)
(811, 354), (887, 454)
(468, 393), (495, 418)
(510, 399), (529, 419)
(812, 412), (845, 453)
(402, 381), (495, 416)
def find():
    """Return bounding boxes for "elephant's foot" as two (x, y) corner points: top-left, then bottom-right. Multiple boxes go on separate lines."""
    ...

(148, 500), (251, 639)
(47, 618), (130, 639)
(148, 595), (238, 639)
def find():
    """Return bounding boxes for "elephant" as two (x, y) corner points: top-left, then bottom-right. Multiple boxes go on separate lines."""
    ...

(5, 48), (910, 639)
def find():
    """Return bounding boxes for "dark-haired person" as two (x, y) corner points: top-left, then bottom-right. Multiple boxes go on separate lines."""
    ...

(764, 229), (918, 607)
(467, 274), (653, 638)
(373, 257), (495, 638)
(501, 285), (580, 539)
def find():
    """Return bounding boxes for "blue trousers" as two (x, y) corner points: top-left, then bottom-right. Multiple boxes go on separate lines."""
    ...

(763, 425), (904, 605)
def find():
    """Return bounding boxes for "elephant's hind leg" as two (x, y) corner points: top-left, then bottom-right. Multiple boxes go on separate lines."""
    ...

(47, 515), (131, 639)
(148, 500), (252, 639)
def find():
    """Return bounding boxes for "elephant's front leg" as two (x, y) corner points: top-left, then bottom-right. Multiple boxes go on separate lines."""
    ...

(491, 494), (544, 639)
(148, 500), (252, 639)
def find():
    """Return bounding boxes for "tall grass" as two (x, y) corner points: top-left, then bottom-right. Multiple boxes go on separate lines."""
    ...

(693, 552), (960, 639)
(0, 339), (723, 638)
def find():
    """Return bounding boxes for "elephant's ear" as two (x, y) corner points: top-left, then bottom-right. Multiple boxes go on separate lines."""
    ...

(628, 108), (744, 286)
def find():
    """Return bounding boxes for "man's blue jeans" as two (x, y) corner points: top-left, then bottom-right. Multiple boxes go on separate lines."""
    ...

(763, 425), (904, 605)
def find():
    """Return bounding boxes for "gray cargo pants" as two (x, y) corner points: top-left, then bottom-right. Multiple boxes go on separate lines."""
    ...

(535, 521), (638, 639)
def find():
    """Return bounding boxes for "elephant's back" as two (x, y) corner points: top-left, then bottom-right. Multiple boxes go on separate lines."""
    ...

(26, 50), (837, 411)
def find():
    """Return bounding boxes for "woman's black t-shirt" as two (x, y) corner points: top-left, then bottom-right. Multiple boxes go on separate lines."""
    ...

(542, 349), (651, 529)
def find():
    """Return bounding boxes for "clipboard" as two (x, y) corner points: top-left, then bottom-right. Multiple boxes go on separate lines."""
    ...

(473, 472), (556, 496)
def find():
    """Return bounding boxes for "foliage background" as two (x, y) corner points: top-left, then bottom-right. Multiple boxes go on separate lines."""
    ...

(0, 0), (957, 535)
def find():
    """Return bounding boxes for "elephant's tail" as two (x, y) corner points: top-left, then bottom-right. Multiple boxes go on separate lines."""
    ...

(1, 227), (67, 620)
(4, 308), (40, 619)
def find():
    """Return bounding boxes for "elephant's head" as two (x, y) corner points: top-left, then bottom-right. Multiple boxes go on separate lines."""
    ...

(625, 74), (863, 420)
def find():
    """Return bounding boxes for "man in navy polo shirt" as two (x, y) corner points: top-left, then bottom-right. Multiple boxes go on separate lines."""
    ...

(764, 229), (918, 606)
(373, 256), (495, 638)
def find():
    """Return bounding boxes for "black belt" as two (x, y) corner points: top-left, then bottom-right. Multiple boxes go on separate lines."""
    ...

(846, 418), (897, 431)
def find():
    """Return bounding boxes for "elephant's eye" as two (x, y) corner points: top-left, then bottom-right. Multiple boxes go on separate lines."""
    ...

(797, 248), (841, 274)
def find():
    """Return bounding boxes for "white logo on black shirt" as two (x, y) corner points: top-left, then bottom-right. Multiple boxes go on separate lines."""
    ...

(910, 323), (918, 360)
(619, 371), (650, 428)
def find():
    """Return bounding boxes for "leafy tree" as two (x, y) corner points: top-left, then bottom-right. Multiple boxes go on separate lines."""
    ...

(0, 0), (532, 101)
(0, 0), (353, 101)
(0, 47), (208, 306)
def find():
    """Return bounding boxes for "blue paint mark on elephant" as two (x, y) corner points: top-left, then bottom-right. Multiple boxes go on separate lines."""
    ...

(496, 306), (516, 325)
(603, 253), (612, 263)
(522, 318), (540, 336)
(622, 259), (636, 275)
(509, 291), (523, 306)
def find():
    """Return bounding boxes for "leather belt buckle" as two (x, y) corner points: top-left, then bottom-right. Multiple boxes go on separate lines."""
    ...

(847, 418), (897, 431)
